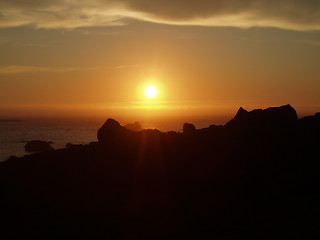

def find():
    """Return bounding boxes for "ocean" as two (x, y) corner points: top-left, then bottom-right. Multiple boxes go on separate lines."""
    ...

(0, 120), (101, 162)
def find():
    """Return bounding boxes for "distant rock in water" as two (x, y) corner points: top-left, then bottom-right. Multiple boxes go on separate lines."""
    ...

(226, 104), (298, 129)
(124, 121), (143, 132)
(183, 123), (196, 134)
(25, 140), (54, 153)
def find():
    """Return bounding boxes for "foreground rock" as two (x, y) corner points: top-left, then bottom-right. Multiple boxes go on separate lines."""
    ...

(1, 105), (320, 238)
(65, 143), (83, 148)
(24, 140), (54, 152)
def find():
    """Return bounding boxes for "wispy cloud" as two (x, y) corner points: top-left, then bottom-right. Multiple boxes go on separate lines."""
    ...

(0, 65), (97, 74)
(0, 0), (320, 31)
(116, 65), (139, 69)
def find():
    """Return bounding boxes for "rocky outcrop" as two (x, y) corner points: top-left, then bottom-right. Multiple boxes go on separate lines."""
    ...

(226, 104), (298, 129)
(25, 140), (54, 152)
(183, 123), (196, 134)
(97, 118), (126, 143)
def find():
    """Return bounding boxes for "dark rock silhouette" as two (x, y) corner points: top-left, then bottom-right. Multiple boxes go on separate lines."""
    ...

(232, 106), (248, 120)
(24, 140), (54, 152)
(1, 105), (320, 238)
(226, 104), (298, 129)
(124, 121), (143, 132)
(97, 118), (124, 143)
(183, 122), (196, 134)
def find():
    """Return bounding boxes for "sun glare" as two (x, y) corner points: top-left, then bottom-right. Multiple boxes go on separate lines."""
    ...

(145, 85), (158, 98)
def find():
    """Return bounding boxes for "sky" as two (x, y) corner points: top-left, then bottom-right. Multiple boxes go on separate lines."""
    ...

(1, 0), (320, 128)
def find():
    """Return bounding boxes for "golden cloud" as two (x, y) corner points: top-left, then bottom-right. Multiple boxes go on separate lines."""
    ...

(0, 0), (320, 30)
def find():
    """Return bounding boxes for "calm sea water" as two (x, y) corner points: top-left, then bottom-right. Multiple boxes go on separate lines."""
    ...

(0, 120), (101, 162)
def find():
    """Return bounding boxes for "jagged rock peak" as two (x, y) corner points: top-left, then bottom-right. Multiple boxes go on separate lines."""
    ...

(234, 107), (249, 119)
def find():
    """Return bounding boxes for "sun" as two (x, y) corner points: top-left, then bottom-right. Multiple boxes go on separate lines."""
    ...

(145, 85), (158, 98)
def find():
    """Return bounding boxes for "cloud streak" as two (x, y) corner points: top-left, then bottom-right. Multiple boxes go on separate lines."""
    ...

(0, 0), (320, 30)
(0, 65), (101, 74)
(0, 65), (131, 74)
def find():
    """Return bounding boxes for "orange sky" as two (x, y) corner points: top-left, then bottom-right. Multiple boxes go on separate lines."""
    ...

(1, 1), (320, 127)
